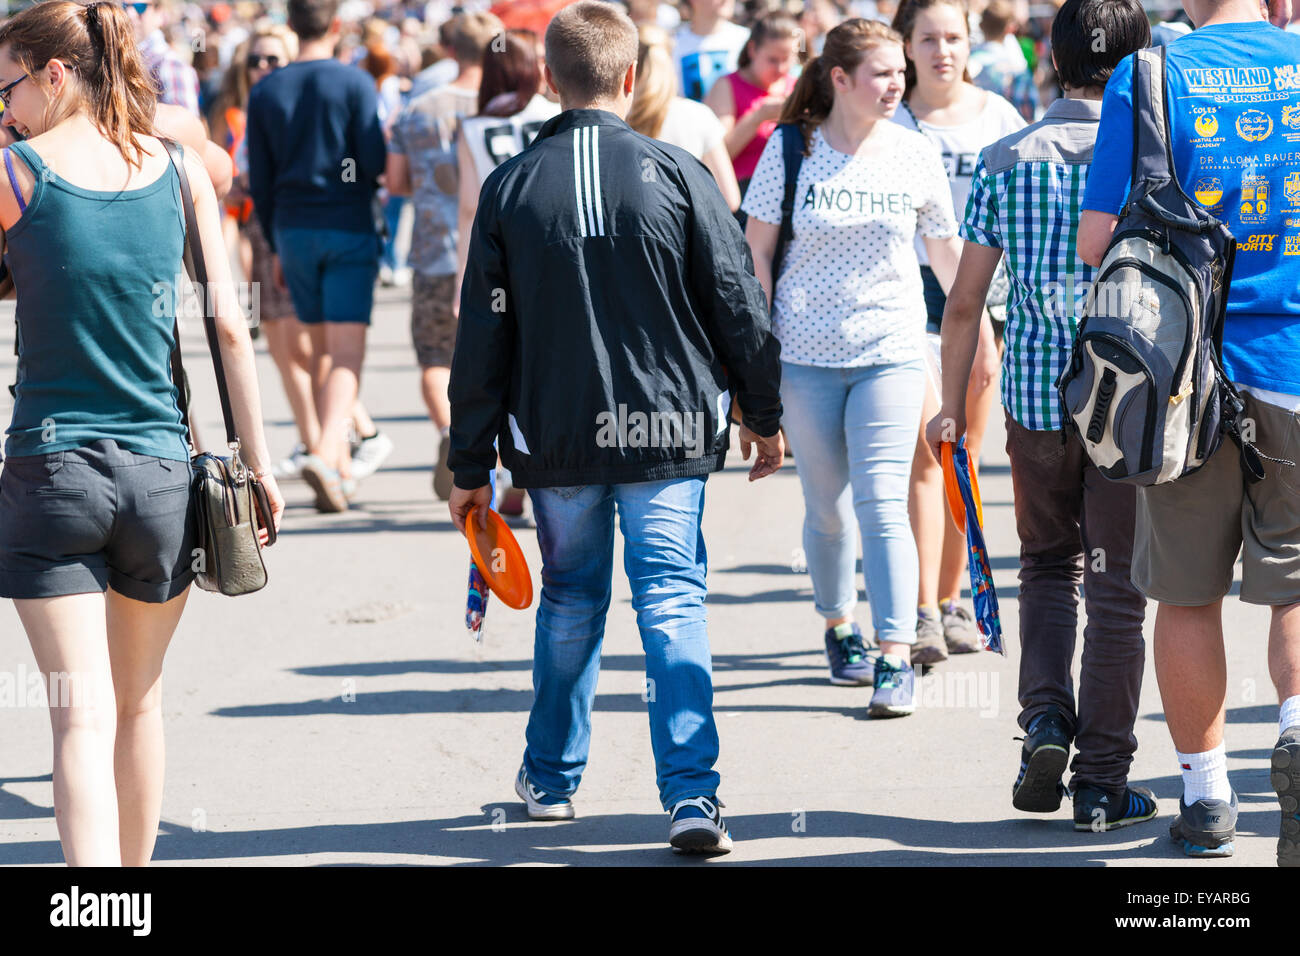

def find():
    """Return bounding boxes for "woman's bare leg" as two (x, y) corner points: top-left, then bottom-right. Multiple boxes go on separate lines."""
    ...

(106, 585), (190, 867)
(15, 593), (119, 866)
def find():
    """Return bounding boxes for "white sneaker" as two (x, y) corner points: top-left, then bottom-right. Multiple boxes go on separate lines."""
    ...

(514, 766), (575, 820)
(350, 431), (394, 480)
(271, 443), (309, 481)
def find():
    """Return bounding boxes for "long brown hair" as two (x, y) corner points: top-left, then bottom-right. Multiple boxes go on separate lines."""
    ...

(890, 0), (972, 95)
(627, 24), (674, 139)
(478, 29), (540, 118)
(0, 0), (158, 168)
(778, 18), (902, 155)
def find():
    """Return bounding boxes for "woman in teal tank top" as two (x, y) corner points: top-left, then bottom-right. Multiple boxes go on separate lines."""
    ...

(0, 1), (284, 866)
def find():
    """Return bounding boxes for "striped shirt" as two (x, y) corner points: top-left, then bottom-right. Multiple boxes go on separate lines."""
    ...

(961, 97), (1101, 431)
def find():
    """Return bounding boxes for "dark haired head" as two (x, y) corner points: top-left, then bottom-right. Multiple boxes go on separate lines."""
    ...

(288, 0), (339, 43)
(1051, 0), (1150, 92)
(477, 29), (540, 117)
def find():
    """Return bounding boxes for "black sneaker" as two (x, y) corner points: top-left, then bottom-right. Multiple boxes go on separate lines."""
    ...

(1012, 708), (1071, 813)
(1272, 725), (1300, 867)
(1169, 792), (1237, 858)
(1073, 783), (1158, 832)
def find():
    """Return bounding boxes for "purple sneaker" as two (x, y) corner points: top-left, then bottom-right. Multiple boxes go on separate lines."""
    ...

(824, 623), (877, 686)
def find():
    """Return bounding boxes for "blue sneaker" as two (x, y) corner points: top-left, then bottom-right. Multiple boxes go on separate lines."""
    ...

(1073, 784), (1158, 832)
(1169, 792), (1237, 858)
(824, 623), (877, 686)
(668, 795), (733, 854)
(514, 765), (575, 820)
(868, 654), (915, 718)
(1012, 708), (1071, 813)
(1272, 725), (1300, 867)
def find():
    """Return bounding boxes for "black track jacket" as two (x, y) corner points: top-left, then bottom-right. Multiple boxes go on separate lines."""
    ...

(448, 108), (782, 490)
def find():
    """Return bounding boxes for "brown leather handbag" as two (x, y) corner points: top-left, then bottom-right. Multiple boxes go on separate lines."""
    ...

(163, 138), (276, 596)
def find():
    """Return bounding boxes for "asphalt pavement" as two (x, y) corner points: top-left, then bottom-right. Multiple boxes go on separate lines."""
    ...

(0, 286), (1285, 866)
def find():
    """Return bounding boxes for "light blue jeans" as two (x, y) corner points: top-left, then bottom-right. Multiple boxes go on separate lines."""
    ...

(780, 359), (926, 645)
(524, 476), (720, 809)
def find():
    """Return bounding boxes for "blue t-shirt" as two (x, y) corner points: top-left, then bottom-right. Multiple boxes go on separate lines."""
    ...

(1083, 21), (1300, 395)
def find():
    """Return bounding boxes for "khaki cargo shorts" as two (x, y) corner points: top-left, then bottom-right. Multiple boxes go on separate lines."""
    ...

(1133, 393), (1300, 606)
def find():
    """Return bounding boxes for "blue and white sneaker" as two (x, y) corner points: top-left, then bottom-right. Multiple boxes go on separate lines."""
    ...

(868, 654), (915, 718)
(824, 622), (877, 686)
(514, 766), (575, 820)
(1169, 792), (1237, 858)
(668, 795), (733, 854)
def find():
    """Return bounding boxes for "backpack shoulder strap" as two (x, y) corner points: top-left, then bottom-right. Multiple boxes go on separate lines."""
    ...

(1129, 46), (1177, 198)
(771, 122), (805, 284)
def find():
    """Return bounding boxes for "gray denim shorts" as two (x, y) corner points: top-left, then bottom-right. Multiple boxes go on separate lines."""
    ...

(0, 440), (197, 603)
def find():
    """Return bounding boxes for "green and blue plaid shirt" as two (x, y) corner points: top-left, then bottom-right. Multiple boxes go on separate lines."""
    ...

(961, 97), (1102, 431)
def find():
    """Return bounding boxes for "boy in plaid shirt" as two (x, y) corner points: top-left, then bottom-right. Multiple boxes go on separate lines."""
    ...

(924, 0), (1156, 832)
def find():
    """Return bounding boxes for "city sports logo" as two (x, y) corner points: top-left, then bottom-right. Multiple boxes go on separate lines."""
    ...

(1236, 109), (1274, 142)
(1239, 234), (1277, 252)
(1284, 104), (1300, 129)
(1194, 176), (1224, 208)
(1194, 112), (1219, 138)
(1286, 171), (1300, 206)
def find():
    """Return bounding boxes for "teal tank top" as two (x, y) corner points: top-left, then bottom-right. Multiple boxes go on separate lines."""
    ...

(3, 140), (190, 461)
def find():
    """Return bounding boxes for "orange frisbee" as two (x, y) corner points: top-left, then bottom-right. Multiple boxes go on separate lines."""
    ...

(941, 442), (984, 534)
(465, 506), (534, 610)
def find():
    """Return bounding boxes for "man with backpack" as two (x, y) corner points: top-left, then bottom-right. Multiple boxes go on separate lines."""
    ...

(1078, 0), (1300, 864)
(926, 0), (1157, 832)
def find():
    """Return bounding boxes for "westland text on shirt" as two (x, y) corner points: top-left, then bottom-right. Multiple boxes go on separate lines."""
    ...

(1082, 22), (1300, 396)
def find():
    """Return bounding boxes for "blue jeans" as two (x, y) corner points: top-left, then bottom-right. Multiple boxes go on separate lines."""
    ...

(524, 476), (720, 809)
(780, 359), (925, 645)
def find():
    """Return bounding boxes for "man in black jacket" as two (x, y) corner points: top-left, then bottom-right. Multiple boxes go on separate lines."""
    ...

(447, 0), (783, 855)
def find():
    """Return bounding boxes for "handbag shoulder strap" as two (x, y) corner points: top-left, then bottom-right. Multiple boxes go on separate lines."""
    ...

(161, 137), (239, 451)
(770, 122), (805, 284)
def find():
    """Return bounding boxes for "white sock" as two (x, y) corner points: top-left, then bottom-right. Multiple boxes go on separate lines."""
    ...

(1281, 695), (1300, 736)
(1176, 743), (1232, 804)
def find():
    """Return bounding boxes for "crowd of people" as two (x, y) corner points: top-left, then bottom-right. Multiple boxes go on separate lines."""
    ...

(0, 0), (1298, 865)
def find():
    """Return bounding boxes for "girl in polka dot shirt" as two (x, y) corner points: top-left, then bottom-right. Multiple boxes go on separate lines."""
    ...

(743, 17), (962, 715)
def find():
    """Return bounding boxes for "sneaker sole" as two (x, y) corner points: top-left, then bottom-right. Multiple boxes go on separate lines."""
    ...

(867, 701), (915, 718)
(514, 776), (575, 821)
(1272, 734), (1300, 867)
(1169, 820), (1235, 858)
(434, 440), (454, 501)
(669, 822), (733, 855)
(1073, 806), (1158, 832)
(301, 465), (349, 513)
(1012, 744), (1068, 813)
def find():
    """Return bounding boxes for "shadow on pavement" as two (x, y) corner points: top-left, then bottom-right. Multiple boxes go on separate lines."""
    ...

(0, 806), (1234, 866)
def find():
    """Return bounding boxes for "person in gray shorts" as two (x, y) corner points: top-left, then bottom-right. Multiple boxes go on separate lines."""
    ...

(0, 1), (283, 867)
(0, 443), (198, 602)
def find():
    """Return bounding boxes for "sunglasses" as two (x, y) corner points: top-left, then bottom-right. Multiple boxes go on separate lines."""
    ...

(246, 54), (282, 70)
(0, 74), (26, 111)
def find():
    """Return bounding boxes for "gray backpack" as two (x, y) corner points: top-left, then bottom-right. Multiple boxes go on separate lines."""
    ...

(1057, 46), (1265, 485)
